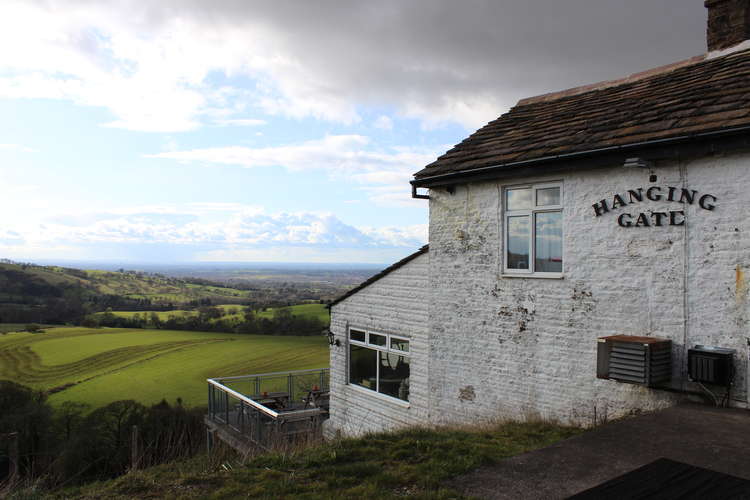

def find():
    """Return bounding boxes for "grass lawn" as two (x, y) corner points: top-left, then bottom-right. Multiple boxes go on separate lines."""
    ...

(256, 303), (328, 323)
(0, 327), (328, 409)
(52, 421), (582, 499)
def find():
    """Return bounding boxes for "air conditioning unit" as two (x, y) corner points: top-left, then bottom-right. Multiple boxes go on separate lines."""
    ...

(688, 345), (735, 386)
(597, 335), (671, 386)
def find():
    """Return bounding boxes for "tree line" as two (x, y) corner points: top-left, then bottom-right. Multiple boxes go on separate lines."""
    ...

(0, 381), (205, 490)
(83, 305), (327, 336)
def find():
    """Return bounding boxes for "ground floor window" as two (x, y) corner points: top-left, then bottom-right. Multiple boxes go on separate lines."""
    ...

(349, 329), (410, 402)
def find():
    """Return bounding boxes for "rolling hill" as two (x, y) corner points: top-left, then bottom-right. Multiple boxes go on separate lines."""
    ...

(0, 326), (329, 409)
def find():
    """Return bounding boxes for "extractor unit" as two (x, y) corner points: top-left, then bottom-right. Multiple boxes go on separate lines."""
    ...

(597, 335), (672, 386)
(688, 345), (735, 386)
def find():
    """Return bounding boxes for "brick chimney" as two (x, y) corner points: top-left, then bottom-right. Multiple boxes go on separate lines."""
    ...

(705, 0), (750, 51)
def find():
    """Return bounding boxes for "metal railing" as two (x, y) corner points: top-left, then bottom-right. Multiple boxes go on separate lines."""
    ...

(207, 368), (329, 450)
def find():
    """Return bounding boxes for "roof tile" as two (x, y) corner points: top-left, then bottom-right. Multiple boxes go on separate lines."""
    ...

(414, 48), (750, 180)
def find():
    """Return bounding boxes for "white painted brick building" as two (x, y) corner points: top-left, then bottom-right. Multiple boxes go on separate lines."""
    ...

(326, 0), (750, 436)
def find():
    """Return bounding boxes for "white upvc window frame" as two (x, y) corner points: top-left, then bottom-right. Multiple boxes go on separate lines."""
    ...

(503, 181), (564, 278)
(347, 328), (410, 404)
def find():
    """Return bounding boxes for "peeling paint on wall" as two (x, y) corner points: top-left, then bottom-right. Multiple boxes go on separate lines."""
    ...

(458, 385), (476, 402)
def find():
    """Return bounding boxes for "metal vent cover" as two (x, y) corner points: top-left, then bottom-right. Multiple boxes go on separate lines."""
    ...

(688, 345), (735, 385)
(597, 335), (671, 386)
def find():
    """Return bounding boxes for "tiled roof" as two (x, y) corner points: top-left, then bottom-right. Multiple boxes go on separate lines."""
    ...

(413, 47), (750, 182)
(328, 245), (428, 308)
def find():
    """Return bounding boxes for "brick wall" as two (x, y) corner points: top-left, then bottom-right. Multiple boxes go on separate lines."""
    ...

(326, 252), (430, 437)
(426, 152), (749, 426)
(706, 0), (750, 51)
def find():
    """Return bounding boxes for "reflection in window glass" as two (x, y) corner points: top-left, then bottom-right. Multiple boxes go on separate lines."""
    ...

(349, 345), (377, 389)
(536, 187), (560, 206)
(369, 333), (387, 346)
(507, 216), (530, 269)
(350, 330), (365, 342)
(506, 188), (532, 210)
(535, 212), (563, 272)
(390, 338), (409, 352)
(378, 352), (410, 401)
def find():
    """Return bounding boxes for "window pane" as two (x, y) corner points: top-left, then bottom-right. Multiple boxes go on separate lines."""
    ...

(390, 337), (409, 353)
(506, 188), (531, 210)
(535, 212), (563, 272)
(350, 330), (365, 342)
(369, 333), (387, 347)
(507, 216), (530, 270)
(536, 187), (560, 206)
(378, 352), (410, 401)
(350, 345), (377, 390)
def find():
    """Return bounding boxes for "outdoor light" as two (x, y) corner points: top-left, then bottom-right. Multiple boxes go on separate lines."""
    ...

(327, 329), (340, 347)
(623, 157), (653, 169)
(624, 157), (657, 182)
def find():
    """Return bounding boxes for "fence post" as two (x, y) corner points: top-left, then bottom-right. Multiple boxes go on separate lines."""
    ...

(287, 373), (293, 401)
(131, 425), (139, 471)
(225, 391), (229, 424)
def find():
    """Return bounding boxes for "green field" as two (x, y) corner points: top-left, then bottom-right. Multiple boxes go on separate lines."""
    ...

(0, 323), (54, 333)
(0, 327), (328, 409)
(103, 303), (329, 324)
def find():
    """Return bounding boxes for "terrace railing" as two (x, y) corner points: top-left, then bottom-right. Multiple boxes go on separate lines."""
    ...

(207, 368), (329, 451)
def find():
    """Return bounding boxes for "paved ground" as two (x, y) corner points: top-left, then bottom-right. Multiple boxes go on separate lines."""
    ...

(455, 404), (750, 499)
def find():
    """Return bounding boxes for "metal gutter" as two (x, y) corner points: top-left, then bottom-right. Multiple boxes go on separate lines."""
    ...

(410, 125), (750, 189)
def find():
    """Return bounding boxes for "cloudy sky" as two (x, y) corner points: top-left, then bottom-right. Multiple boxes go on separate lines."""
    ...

(0, 0), (707, 263)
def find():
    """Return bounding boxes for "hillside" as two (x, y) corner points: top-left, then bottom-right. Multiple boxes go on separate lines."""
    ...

(47, 421), (581, 499)
(0, 261), (253, 324)
(0, 261), (251, 305)
(104, 303), (328, 324)
(0, 326), (328, 409)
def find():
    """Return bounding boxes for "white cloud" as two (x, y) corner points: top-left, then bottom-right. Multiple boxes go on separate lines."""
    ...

(373, 115), (393, 130)
(0, 1), (705, 132)
(214, 118), (266, 127)
(0, 144), (36, 153)
(146, 134), (442, 206)
(0, 204), (426, 262)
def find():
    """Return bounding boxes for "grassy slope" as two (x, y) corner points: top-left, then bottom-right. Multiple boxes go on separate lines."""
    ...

(256, 303), (329, 322)
(0, 327), (328, 409)
(0, 324), (54, 333)
(105, 303), (329, 324)
(54, 422), (582, 499)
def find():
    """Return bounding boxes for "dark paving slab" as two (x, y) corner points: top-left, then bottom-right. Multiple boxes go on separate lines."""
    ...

(455, 404), (750, 500)
(570, 458), (750, 500)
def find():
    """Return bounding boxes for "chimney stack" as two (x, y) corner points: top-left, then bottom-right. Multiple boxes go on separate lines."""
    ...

(705, 0), (750, 51)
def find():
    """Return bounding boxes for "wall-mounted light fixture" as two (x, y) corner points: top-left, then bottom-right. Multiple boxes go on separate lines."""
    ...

(624, 157), (658, 182)
(623, 157), (653, 169)
(327, 329), (340, 347)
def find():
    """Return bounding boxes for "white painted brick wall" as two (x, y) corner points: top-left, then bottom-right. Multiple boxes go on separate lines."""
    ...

(427, 152), (749, 426)
(327, 253), (430, 437)
(329, 151), (749, 434)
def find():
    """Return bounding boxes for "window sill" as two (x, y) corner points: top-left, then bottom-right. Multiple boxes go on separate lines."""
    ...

(348, 383), (411, 408)
(501, 273), (565, 280)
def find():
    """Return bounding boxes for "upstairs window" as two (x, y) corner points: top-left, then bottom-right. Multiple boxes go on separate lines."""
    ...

(504, 183), (563, 275)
